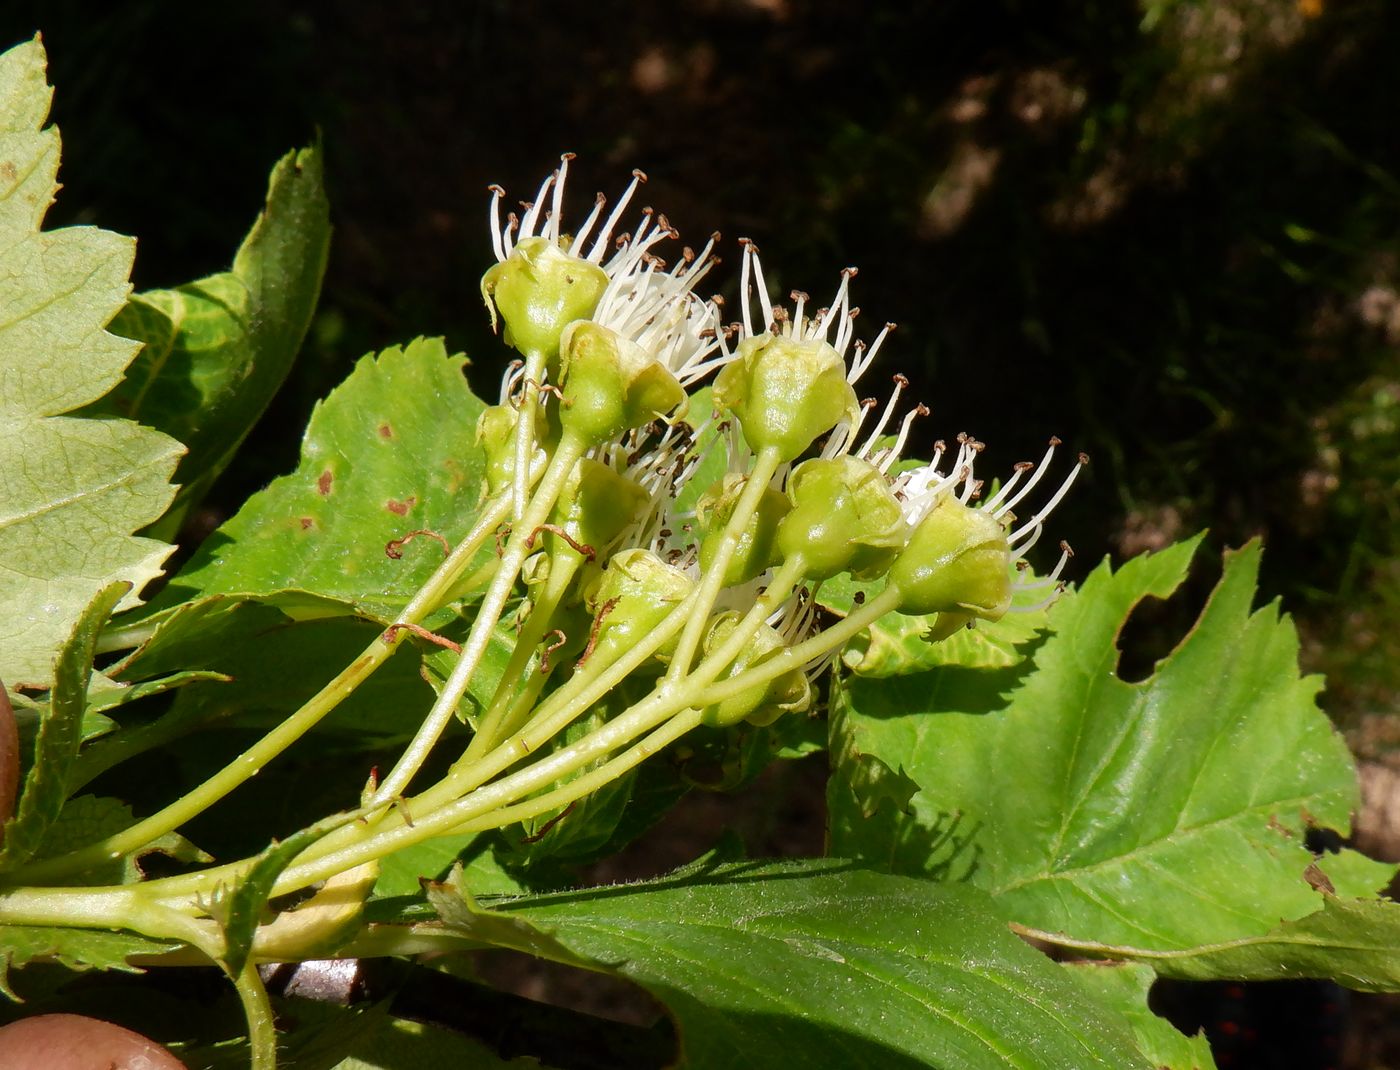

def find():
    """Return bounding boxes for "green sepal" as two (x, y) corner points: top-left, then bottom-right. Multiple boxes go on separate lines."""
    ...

(712, 333), (859, 461)
(480, 236), (608, 363)
(558, 322), (688, 445)
(696, 473), (790, 587)
(700, 612), (811, 728)
(886, 496), (1012, 620)
(778, 456), (907, 580)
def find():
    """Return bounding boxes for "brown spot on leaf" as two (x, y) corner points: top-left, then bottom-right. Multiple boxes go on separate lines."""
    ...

(0, 161), (16, 183)
(1303, 861), (1335, 895)
(299, 517), (314, 530)
(385, 497), (417, 516)
(378, 423), (394, 439)
(1266, 814), (1294, 837)
(316, 469), (333, 496)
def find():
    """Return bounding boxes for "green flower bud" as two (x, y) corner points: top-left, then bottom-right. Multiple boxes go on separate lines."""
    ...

(695, 474), (790, 587)
(712, 333), (859, 461)
(547, 458), (649, 558)
(558, 321), (688, 445)
(481, 236), (609, 363)
(777, 456), (908, 580)
(583, 549), (694, 666)
(885, 497), (1013, 620)
(700, 612), (812, 728)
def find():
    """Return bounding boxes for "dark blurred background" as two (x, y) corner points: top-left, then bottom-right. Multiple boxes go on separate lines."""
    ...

(5, 1), (1399, 1062)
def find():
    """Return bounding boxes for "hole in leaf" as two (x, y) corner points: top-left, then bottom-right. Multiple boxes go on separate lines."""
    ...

(1114, 553), (1220, 684)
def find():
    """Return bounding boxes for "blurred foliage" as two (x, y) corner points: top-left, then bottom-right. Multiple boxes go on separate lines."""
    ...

(3, 0), (1397, 729)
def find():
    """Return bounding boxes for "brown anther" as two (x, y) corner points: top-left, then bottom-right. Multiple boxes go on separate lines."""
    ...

(521, 802), (578, 843)
(632, 168), (648, 182)
(853, 591), (866, 605)
(561, 151), (577, 161)
(1016, 559), (1030, 571)
(382, 623), (462, 655)
(519, 200), (534, 213)
(915, 403), (930, 417)
(594, 191), (606, 205)
(577, 597), (621, 667)
(539, 630), (568, 674)
(494, 525), (512, 557)
(848, 306), (861, 320)
(892, 373), (910, 388)
(1048, 435), (1063, 447)
(682, 246), (696, 262)
(842, 266), (859, 278)
(970, 479), (985, 499)
(1014, 461), (1035, 472)
(526, 524), (597, 562)
(934, 439), (947, 452)
(1077, 452), (1090, 465)
(385, 529), (452, 560)
(861, 397), (879, 410)
(488, 183), (506, 197)
(791, 289), (809, 302)
(1060, 540), (1075, 557)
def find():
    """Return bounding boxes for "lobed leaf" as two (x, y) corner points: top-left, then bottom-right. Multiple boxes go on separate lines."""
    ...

(830, 538), (1382, 953)
(0, 38), (182, 688)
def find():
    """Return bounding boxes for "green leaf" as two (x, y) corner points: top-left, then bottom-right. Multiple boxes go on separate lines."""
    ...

(0, 38), (182, 688)
(1028, 896), (1400, 993)
(830, 538), (1378, 951)
(29, 794), (208, 885)
(422, 860), (1155, 1069)
(155, 338), (490, 621)
(99, 145), (331, 537)
(0, 924), (176, 1000)
(0, 582), (126, 868)
(1062, 962), (1217, 1070)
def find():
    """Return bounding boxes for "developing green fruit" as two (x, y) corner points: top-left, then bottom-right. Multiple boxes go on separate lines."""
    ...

(712, 333), (859, 461)
(777, 456), (907, 580)
(583, 549), (694, 666)
(480, 236), (609, 363)
(700, 612), (811, 728)
(558, 321), (688, 445)
(547, 458), (649, 558)
(696, 474), (790, 587)
(886, 496), (1012, 621)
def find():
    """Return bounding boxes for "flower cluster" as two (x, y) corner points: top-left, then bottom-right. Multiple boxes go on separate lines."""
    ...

(459, 156), (1085, 747)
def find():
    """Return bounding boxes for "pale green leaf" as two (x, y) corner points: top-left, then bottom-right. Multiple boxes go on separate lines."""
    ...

(831, 538), (1380, 952)
(0, 38), (181, 688)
